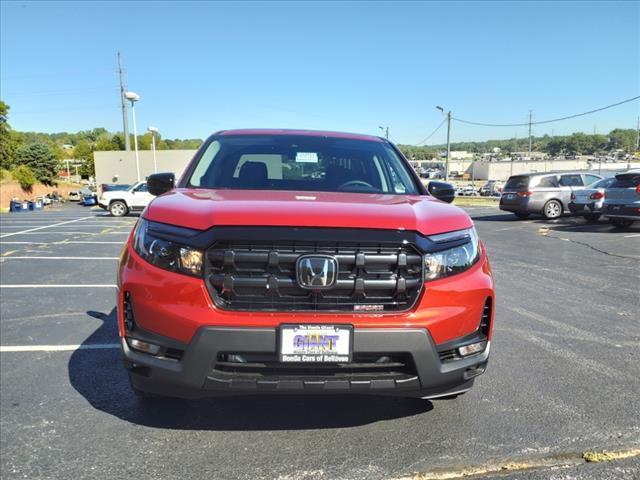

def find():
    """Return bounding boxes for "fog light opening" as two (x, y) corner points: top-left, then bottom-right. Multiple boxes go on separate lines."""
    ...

(458, 340), (487, 357)
(128, 338), (161, 356)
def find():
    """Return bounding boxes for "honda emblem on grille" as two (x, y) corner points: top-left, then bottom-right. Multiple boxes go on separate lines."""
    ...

(296, 255), (338, 289)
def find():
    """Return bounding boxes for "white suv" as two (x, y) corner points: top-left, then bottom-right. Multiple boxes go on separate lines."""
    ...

(98, 182), (154, 217)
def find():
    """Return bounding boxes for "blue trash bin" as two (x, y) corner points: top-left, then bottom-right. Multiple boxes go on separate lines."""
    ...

(10, 200), (23, 212)
(27, 201), (35, 211)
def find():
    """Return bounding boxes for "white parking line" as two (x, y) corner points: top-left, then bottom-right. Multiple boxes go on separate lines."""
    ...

(624, 234), (640, 238)
(0, 217), (92, 239)
(1, 224), (134, 228)
(0, 284), (118, 288)
(4, 231), (130, 235)
(0, 256), (119, 260)
(0, 241), (124, 245)
(0, 241), (48, 245)
(0, 344), (120, 352)
(65, 241), (125, 244)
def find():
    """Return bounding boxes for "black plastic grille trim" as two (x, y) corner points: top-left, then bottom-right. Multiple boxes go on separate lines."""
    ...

(205, 239), (424, 312)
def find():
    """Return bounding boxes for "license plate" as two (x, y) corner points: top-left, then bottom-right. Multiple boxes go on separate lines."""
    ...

(611, 205), (621, 211)
(279, 325), (352, 362)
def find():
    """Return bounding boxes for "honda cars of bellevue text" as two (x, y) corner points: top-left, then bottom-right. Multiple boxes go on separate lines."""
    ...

(117, 129), (495, 400)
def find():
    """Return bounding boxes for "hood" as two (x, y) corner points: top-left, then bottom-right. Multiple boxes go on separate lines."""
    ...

(144, 189), (473, 236)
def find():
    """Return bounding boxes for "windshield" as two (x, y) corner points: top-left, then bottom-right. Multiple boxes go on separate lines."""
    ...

(186, 135), (419, 195)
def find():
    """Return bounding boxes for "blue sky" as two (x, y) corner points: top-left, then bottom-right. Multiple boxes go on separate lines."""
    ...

(1, 1), (638, 144)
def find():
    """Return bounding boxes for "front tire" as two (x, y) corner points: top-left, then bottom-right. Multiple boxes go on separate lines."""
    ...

(543, 200), (562, 219)
(109, 200), (128, 217)
(609, 218), (634, 229)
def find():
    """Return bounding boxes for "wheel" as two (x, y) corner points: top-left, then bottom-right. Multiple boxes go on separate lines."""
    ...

(584, 213), (601, 223)
(515, 212), (530, 219)
(609, 218), (634, 229)
(543, 200), (562, 219)
(109, 200), (128, 217)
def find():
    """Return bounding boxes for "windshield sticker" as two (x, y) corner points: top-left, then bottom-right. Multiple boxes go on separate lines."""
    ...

(295, 152), (319, 163)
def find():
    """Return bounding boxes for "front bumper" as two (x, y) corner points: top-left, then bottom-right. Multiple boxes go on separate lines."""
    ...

(119, 230), (494, 398)
(123, 326), (489, 398)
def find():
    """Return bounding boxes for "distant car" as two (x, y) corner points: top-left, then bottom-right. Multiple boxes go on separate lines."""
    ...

(36, 195), (52, 206)
(456, 185), (476, 196)
(568, 177), (615, 222)
(98, 181), (154, 216)
(500, 172), (603, 219)
(602, 170), (640, 228)
(68, 191), (82, 201)
(81, 193), (97, 206)
(479, 181), (503, 197)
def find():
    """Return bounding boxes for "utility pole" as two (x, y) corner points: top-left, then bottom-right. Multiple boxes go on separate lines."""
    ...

(118, 52), (131, 151)
(64, 159), (72, 179)
(445, 111), (451, 181)
(636, 116), (639, 151)
(528, 110), (533, 155)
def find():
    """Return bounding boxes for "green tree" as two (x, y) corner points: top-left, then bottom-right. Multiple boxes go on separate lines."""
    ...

(14, 143), (58, 185)
(0, 100), (23, 169)
(608, 129), (636, 152)
(73, 140), (94, 178)
(11, 164), (37, 190)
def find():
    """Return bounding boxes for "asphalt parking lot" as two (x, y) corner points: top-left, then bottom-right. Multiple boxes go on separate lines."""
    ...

(1, 205), (638, 480)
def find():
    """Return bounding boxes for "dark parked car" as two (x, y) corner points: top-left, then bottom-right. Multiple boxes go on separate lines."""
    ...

(603, 170), (640, 228)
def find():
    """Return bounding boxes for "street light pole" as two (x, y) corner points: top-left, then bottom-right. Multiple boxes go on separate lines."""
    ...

(148, 126), (158, 173)
(131, 103), (140, 181)
(445, 111), (451, 181)
(125, 91), (141, 182)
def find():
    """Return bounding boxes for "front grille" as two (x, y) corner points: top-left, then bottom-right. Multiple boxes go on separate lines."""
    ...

(205, 239), (424, 312)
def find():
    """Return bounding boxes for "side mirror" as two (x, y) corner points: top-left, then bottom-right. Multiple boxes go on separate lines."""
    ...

(147, 173), (175, 196)
(427, 181), (455, 203)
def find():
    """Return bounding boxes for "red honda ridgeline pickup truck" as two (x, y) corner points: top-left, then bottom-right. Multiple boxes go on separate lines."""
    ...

(118, 129), (494, 400)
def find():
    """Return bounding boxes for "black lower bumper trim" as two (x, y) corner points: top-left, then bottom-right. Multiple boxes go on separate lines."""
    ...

(123, 327), (489, 398)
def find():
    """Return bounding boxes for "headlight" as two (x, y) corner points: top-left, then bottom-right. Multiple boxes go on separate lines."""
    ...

(133, 219), (203, 277)
(424, 227), (481, 281)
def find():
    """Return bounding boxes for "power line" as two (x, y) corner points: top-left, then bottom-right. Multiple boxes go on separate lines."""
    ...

(452, 95), (640, 127)
(413, 117), (447, 145)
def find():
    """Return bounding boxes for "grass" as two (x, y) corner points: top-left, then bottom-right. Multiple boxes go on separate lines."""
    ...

(582, 448), (640, 463)
(452, 196), (499, 207)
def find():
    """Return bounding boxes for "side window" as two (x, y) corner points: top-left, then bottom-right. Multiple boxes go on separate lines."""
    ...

(134, 183), (148, 192)
(559, 174), (583, 187)
(584, 174), (601, 185)
(537, 176), (559, 188)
